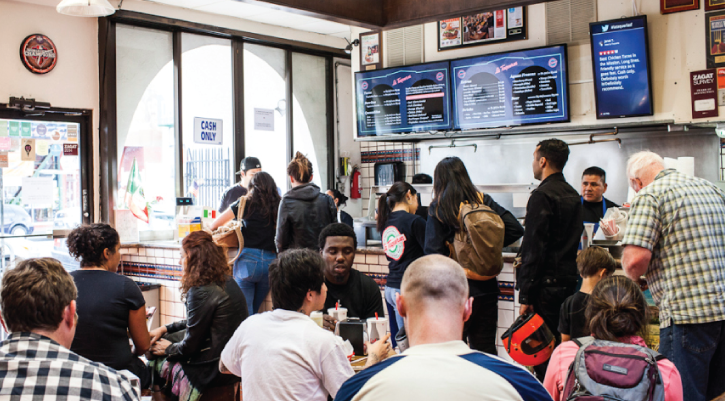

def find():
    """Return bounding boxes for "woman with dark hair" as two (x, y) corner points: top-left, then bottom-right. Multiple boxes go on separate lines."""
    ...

(424, 156), (524, 355)
(377, 182), (426, 335)
(211, 171), (281, 315)
(326, 188), (354, 228)
(544, 276), (682, 401)
(148, 231), (248, 400)
(67, 223), (151, 388)
(276, 152), (337, 252)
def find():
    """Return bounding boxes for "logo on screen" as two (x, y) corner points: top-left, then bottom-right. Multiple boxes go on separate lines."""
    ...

(457, 70), (466, 79)
(436, 72), (444, 81)
(361, 81), (369, 90)
(601, 25), (609, 32)
(548, 58), (558, 68)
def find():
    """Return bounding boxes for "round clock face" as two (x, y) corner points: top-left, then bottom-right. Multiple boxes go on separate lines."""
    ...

(20, 34), (58, 74)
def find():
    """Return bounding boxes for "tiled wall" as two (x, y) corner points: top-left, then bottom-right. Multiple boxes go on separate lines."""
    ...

(359, 142), (422, 217)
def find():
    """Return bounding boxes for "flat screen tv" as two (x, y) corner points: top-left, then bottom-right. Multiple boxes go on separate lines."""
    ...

(590, 15), (654, 119)
(450, 44), (570, 130)
(355, 61), (452, 137)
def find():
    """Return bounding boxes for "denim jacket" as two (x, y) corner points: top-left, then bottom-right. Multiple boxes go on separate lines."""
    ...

(516, 172), (583, 304)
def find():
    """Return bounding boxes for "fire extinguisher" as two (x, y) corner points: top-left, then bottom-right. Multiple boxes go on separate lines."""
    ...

(351, 167), (362, 199)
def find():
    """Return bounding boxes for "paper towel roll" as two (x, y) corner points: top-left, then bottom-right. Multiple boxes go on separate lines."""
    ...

(678, 157), (695, 177)
(664, 157), (679, 171)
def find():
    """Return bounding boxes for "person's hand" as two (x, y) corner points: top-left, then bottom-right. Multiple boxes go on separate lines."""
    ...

(150, 338), (171, 356)
(519, 304), (534, 316)
(149, 326), (167, 345)
(364, 333), (392, 367)
(322, 315), (337, 332)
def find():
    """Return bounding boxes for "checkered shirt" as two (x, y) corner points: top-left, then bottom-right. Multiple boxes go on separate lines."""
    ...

(0, 332), (140, 400)
(623, 169), (725, 328)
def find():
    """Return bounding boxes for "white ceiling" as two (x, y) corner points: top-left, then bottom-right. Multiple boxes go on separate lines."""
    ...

(144, 0), (352, 39)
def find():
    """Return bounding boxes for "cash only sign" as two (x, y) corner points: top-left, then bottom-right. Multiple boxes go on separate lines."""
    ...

(193, 117), (223, 145)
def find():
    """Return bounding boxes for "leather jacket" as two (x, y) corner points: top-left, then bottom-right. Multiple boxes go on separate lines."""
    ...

(164, 276), (248, 390)
(275, 182), (338, 252)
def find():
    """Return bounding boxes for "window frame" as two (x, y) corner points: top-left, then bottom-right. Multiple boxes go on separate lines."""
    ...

(99, 11), (346, 224)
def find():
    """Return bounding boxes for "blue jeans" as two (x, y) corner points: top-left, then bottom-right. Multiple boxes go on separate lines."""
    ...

(233, 248), (275, 316)
(659, 320), (725, 401)
(384, 287), (404, 332)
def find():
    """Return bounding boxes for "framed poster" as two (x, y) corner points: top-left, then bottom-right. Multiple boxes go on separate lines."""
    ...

(359, 31), (382, 71)
(690, 69), (719, 119)
(661, 0), (699, 14)
(438, 7), (526, 51)
(706, 0), (725, 11)
(706, 10), (725, 68)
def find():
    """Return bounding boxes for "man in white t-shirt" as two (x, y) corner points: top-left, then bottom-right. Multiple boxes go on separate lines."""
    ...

(220, 249), (391, 401)
(336, 255), (552, 401)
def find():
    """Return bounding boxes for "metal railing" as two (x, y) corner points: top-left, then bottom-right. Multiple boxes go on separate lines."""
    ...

(184, 148), (231, 210)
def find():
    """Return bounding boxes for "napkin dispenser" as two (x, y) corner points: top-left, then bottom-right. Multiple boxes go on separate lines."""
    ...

(338, 318), (366, 356)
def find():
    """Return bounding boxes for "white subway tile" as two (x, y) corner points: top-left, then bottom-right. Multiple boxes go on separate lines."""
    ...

(365, 254), (378, 264)
(138, 248), (146, 256)
(378, 255), (388, 265)
(354, 254), (366, 264)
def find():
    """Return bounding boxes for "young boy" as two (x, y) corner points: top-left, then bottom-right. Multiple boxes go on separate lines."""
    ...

(558, 246), (617, 342)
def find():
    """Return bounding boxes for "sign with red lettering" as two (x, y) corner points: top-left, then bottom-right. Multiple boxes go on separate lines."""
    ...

(63, 143), (79, 156)
(19, 34), (57, 74)
(691, 69), (719, 119)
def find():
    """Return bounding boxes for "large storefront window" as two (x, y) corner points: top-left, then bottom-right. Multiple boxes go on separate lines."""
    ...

(116, 25), (175, 232)
(182, 33), (234, 210)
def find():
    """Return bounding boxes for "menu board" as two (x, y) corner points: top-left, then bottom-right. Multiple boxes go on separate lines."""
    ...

(355, 62), (451, 137)
(451, 45), (569, 130)
(590, 16), (653, 118)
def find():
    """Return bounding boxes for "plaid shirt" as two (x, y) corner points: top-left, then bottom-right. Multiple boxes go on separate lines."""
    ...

(0, 332), (139, 400)
(623, 169), (725, 328)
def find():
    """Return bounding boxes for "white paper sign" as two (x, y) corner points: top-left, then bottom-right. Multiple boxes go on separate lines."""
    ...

(193, 117), (223, 145)
(254, 108), (274, 131)
(115, 209), (139, 243)
(21, 177), (53, 207)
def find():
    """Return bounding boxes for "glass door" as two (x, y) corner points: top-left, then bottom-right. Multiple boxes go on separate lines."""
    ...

(0, 112), (91, 274)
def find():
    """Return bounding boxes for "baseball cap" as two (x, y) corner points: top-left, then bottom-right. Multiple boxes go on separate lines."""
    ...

(237, 157), (261, 174)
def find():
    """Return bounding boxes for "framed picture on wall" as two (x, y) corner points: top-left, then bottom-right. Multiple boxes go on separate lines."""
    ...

(706, 0), (725, 11)
(706, 10), (725, 67)
(360, 31), (382, 71)
(661, 0), (700, 14)
(437, 7), (526, 51)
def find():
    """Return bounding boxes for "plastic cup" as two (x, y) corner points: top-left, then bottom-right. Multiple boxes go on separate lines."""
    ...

(366, 317), (388, 342)
(310, 311), (323, 327)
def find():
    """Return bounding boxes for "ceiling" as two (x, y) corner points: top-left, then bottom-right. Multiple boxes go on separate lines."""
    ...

(143, 0), (352, 39)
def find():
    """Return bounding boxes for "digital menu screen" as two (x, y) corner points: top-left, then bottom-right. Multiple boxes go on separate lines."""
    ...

(355, 62), (451, 137)
(590, 16), (653, 118)
(450, 45), (569, 130)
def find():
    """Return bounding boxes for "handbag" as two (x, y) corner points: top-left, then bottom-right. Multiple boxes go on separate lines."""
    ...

(212, 195), (247, 265)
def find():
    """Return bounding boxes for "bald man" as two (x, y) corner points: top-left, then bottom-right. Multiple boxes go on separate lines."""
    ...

(335, 255), (551, 401)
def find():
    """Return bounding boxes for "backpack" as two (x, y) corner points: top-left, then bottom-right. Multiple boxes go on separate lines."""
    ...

(562, 337), (666, 401)
(449, 193), (505, 279)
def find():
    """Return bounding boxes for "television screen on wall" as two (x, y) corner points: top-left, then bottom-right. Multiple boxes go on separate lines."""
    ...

(590, 15), (654, 119)
(450, 45), (570, 130)
(355, 61), (452, 137)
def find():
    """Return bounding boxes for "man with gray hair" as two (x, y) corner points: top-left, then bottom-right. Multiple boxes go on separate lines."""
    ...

(622, 150), (725, 401)
(335, 255), (551, 401)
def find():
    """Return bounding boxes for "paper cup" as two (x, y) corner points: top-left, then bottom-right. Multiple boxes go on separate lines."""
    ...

(328, 307), (348, 322)
(310, 311), (323, 327)
(366, 317), (388, 342)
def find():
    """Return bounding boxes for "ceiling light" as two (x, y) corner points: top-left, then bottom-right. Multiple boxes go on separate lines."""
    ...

(57, 0), (115, 17)
(344, 39), (359, 54)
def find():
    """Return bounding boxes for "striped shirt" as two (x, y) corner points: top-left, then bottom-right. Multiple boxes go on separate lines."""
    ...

(0, 332), (139, 400)
(336, 341), (552, 401)
(623, 169), (725, 328)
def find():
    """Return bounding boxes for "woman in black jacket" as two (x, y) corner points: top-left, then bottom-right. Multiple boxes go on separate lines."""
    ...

(149, 230), (248, 400)
(275, 152), (337, 252)
(326, 188), (354, 228)
(424, 157), (524, 355)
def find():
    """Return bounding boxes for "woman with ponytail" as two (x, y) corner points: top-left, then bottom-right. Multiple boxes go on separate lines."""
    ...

(276, 152), (337, 252)
(377, 182), (426, 333)
(326, 188), (353, 228)
(543, 276), (682, 401)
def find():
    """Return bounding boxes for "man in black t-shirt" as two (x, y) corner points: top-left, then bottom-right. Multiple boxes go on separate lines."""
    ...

(319, 223), (385, 330)
(581, 166), (619, 225)
(218, 156), (262, 212)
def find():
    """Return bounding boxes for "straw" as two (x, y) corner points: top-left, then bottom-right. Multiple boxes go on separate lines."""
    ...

(375, 312), (378, 320)
(336, 301), (339, 310)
